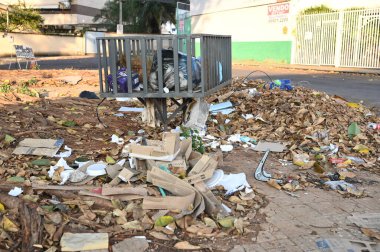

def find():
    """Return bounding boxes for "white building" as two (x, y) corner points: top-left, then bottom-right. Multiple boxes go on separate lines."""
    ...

(189, 0), (380, 66)
(1, 0), (108, 28)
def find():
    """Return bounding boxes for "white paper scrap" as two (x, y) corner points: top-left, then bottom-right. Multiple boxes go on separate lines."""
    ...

(54, 145), (72, 158)
(111, 134), (124, 145)
(8, 187), (23, 197)
(118, 107), (144, 112)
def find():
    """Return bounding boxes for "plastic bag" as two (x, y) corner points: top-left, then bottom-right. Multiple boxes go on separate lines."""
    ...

(149, 49), (201, 91)
(183, 98), (210, 131)
(107, 68), (140, 93)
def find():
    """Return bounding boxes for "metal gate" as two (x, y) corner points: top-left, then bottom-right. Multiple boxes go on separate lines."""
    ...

(294, 8), (380, 68)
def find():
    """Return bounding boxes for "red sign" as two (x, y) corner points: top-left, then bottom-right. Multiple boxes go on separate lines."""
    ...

(268, 3), (290, 16)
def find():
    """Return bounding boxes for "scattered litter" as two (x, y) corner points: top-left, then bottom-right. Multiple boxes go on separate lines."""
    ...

(254, 141), (285, 152)
(220, 144), (233, 152)
(116, 97), (132, 102)
(293, 153), (315, 169)
(128, 133), (181, 161)
(316, 238), (378, 252)
(210, 101), (235, 115)
(79, 91), (99, 99)
(242, 114), (254, 120)
(54, 145), (72, 158)
(208, 172), (252, 195)
(86, 163), (107, 177)
(48, 158), (74, 185)
(205, 169), (224, 188)
(114, 113), (124, 117)
(8, 187), (23, 197)
(118, 107), (145, 112)
(183, 98), (210, 131)
(111, 134), (124, 145)
(368, 123), (380, 130)
(324, 180), (354, 191)
(13, 138), (64, 157)
(348, 122), (360, 138)
(269, 79), (293, 91)
(60, 233), (109, 251)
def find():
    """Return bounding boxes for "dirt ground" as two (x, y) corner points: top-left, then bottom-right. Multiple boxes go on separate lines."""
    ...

(0, 69), (379, 251)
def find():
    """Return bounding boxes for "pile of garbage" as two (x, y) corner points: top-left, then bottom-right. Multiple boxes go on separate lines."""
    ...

(191, 78), (379, 196)
(0, 132), (264, 251)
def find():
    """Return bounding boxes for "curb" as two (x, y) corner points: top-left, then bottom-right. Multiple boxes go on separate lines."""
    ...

(233, 63), (380, 76)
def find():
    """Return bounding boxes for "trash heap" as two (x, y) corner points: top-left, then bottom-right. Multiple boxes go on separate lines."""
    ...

(0, 132), (265, 251)
(196, 78), (379, 196)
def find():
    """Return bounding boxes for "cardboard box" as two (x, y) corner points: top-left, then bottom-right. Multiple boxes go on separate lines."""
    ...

(13, 138), (64, 157)
(129, 133), (180, 161)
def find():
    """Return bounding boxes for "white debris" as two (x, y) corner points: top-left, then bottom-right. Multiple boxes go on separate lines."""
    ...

(8, 187), (23, 197)
(220, 144), (233, 152)
(54, 145), (72, 158)
(111, 134), (125, 145)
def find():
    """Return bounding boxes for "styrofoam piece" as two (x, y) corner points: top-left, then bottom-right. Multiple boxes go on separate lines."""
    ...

(205, 169), (224, 188)
(86, 163), (107, 176)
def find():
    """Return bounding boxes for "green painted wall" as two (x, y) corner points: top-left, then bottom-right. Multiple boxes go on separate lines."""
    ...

(232, 41), (292, 64)
(194, 41), (292, 63)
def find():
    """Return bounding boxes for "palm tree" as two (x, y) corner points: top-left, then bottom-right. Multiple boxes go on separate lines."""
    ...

(94, 0), (177, 34)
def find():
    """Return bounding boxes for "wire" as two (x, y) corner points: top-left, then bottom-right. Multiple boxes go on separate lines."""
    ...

(96, 97), (108, 128)
(241, 70), (274, 84)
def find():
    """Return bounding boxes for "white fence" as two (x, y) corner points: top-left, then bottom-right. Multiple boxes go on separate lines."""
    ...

(294, 8), (380, 69)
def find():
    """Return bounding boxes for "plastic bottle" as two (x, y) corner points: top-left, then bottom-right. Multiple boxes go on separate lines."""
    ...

(269, 79), (293, 91)
(368, 123), (380, 130)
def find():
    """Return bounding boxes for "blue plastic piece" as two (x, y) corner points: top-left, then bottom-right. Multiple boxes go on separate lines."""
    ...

(269, 79), (293, 91)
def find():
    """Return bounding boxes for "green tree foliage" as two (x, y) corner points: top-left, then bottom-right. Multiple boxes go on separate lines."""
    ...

(301, 5), (335, 15)
(94, 0), (176, 34)
(0, 1), (44, 32)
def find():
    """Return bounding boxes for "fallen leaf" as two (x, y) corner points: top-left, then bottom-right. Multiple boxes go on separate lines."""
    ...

(31, 159), (50, 166)
(0, 202), (5, 212)
(6, 176), (25, 183)
(204, 217), (217, 228)
(267, 179), (282, 190)
(62, 120), (76, 127)
(228, 195), (242, 204)
(155, 216), (174, 227)
(4, 134), (15, 144)
(149, 231), (170, 240)
(234, 218), (245, 234)
(236, 204), (245, 212)
(122, 220), (142, 231)
(67, 128), (77, 134)
(353, 144), (370, 154)
(361, 228), (380, 240)
(106, 156), (116, 164)
(2, 216), (19, 232)
(174, 241), (200, 250)
(218, 217), (235, 228)
(348, 122), (360, 138)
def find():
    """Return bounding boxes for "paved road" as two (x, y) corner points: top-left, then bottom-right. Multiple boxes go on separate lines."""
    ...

(1, 56), (379, 112)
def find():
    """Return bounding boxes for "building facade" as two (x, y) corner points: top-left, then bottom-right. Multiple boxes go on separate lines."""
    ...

(189, 0), (380, 64)
(1, 0), (108, 30)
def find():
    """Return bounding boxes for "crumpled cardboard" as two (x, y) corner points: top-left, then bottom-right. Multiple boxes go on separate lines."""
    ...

(13, 138), (64, 157)
(60, 232), (109, 251)
(102, 185), (147, 196)
(129, 133), (180, 161)
(143, 166), (205, 217)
